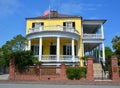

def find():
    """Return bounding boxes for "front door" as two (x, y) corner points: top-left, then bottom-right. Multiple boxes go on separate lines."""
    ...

(50, 45), (56, 55)
(50, 45), (56, 60)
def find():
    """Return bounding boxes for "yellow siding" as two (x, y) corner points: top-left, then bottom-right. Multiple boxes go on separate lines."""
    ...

(30, 38), (78, 56)
(26, 18), (81, 34)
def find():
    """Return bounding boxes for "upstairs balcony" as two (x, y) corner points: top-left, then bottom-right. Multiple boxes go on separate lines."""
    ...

(82, 20), (105, 41)
(28, 25), (79, 34)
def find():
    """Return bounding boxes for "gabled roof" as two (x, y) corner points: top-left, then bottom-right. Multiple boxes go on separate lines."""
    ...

(26, 10), (81, 19)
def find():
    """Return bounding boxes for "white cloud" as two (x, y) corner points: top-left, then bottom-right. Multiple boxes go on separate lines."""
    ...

(0, 0), (22, 16)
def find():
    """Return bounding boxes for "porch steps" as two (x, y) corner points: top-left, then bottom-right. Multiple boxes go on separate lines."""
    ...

(93, 63), (107, 79)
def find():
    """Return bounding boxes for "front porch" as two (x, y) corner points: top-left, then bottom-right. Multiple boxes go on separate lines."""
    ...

(27, 37), (81, 66)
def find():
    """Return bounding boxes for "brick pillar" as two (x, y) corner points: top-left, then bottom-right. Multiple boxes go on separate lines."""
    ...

(9, 58), (15, 80)
(86, 56), (94, 81)
(111, 56), (119, 81)
(36, 64), (40, 80)
(60, 63), (67, 80)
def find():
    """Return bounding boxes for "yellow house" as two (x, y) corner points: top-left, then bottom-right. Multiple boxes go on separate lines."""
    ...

(26, 10), (106, 66)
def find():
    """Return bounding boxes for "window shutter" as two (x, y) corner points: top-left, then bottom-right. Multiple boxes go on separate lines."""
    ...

(42, 46), (43, 54)
(73, 22), (75, 28)
(63, 45), (66, 55)
(74, 46), (76, 56)
(41, 22), (44, 26)
(63, 22), (66, 26)
(32, 23), (35, 28)
(31, 46), (34, 52)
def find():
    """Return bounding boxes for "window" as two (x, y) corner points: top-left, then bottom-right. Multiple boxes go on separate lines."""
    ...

(63, 45), (76, 55)
(32, 22), (44, 28)
(31, 45), (43, 55)
(63, 22), (75, 31)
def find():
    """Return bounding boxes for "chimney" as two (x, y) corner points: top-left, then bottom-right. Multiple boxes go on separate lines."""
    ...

(51, 10), (58, 17)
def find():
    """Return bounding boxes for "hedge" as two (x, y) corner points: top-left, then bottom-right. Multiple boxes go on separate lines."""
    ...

(66, 67), (87, 80)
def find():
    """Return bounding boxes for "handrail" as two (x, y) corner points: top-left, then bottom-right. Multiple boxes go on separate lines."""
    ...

(100, 58), (106, 74)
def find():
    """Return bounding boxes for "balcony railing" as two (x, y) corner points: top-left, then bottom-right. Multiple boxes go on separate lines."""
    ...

(28, 25), (79, 34)
(35, 55), (79, 62)
(83, 34), (103, 39)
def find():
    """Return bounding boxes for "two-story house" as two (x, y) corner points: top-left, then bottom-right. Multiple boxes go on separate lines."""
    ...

(26, 10), (106, 66)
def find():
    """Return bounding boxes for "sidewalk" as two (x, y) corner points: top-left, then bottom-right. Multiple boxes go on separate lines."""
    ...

(0, 80), (120, 85)
(0, 74), (9, 80)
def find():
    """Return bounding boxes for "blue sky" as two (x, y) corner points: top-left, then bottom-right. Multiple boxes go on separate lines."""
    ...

(0, 0), (120, 49)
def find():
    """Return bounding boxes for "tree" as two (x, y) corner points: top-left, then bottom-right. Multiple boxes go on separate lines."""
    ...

(105, 46), (114, 60)
(0, 34), (26, 66)
(112, 35), (120, 65)
(1, 34), (26, 53)
(112, 35), (120, 56)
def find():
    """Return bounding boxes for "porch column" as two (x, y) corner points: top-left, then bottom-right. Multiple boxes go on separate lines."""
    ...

(78, 40), (80, 56)
(101, 24), (104, 38)
(98, 45), (101, 62)
(57, 37), (60, 61)
(28, 39), (31, 50)
(39, 37), (42, 61)
(102, 42), (105, 63)
(72, 39), (75, 62)
(82, 43), (84, 56)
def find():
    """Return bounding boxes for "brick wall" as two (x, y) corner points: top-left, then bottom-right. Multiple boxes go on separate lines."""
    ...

(86, 56), (94, 81)
(9, 57), (102, 81)
(111, 56), (120, 81)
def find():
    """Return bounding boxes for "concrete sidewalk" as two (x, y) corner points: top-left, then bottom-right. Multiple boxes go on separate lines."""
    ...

(0, 80), (120, 85)
(0, 74), (9, 80)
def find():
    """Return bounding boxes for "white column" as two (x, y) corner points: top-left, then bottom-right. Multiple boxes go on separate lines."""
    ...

(28, 39), (31, 50)
(72, 39), (75, 62)
(101, 24), (104, 38)
(39, 37), (42, 61)
(57, 37), (60, 61)
(78, 40), (80, 56)
(102, 42), (105, 63)
(98, 45), (101, 62)
(82, 43), (84, 56)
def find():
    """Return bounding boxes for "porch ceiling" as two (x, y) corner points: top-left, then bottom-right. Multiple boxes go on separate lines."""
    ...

(84, 43), (101, 52)
(83, 24), (101, 34)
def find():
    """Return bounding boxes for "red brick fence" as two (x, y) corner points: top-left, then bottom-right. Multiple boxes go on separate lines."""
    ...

(9, 56), (120, 81)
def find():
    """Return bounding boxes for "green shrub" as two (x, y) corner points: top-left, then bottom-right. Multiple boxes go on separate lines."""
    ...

(66, 67), (87, 80)
(9, 50), (40, 72)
